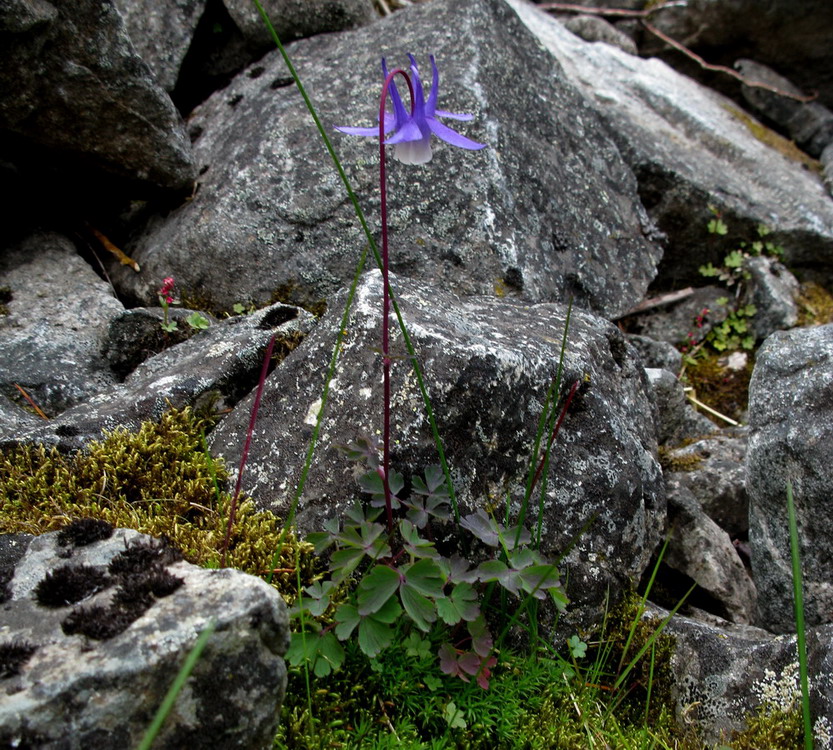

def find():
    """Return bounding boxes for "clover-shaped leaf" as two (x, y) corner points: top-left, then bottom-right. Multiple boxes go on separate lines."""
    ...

(436, 581), (479, 625)
(403, 631), (432, 660)
(290, 579), (337, 618)
(405, 465), (451, 528)
(400, 519), (440, 559)
(359, 468), (404, 509)
(287, 629), (345, 678)
(357, 564), (401, 616)
(444, 701), (467, 729)
(334, 597), (401, 658)
(568, 634), (587, 659)
(336, 434), (381, 470)
(460, 509), (530, 549)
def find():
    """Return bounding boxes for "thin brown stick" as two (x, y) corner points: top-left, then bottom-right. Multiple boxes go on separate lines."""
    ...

(13, 383), (49, 420)
(86, 223), (141, 272)
(538, 2), (817, 103)
(641, 20), (817, 102)
(615, 287), (694, 318)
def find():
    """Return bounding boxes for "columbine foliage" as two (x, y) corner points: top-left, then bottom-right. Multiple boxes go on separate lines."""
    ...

(288, 439), (567, 689)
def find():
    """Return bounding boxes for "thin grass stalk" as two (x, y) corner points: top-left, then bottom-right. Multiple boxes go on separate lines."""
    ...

(250, 0), (459, 521)
(136, 619), (216, 750)
(294, 544), (318, 746)
(221, 333), (276, 567)
(787, 480), (813, 749)
(266, 247), (368, 584)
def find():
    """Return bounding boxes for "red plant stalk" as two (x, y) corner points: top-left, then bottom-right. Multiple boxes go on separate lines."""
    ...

(221, 333), (277, 566)
(378, 69), (415, 534)
(529, 379), (581, 497)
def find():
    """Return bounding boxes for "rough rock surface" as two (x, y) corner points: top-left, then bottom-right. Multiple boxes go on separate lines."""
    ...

(663, 608), (833, 744)
(0, 232), (124, 418)
(664, 478), (756, 624)
(744, 255), (800, 341)
(645, 368), (714, 446)
(641, 0), (833, 113)
(509, 0), (833, 288)
(0, 527), (289, 749)
(210, 270), (665, 631)
(4, 302), (314, 451)
(747, 324), (833, 632)
(0, 0), (195, 192)
(223, 0), (376, 51)
(112, 0), (662, 319)
(113, 0), (206, 93)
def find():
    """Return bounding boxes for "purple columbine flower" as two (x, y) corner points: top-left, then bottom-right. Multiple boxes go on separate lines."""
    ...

(336, 54), (486, 165)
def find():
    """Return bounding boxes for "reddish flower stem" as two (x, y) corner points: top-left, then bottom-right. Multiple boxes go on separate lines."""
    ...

(378, 68), (415, 534)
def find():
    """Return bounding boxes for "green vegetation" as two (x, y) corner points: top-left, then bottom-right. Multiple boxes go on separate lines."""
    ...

(0, 406), (315, 594)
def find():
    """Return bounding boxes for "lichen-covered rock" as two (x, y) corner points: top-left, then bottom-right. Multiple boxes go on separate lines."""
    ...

(112, 0), (662, 319)
(645, 367), (715, 446)
(223, 0), (376, 51)
(7, 302), (313, 452)
(747, 324), (833, 632)
(0, 232), (124, 422)
(0, 0), (195, 192)
(664, 479), (757, 624)
(210, 270), (665, 632)
(664, 608), (833, 745)
(509, 0), (833, 288)
(113, 0), (206, 92)
(744, 255), (800, 341)
(0, 527), (289, 749)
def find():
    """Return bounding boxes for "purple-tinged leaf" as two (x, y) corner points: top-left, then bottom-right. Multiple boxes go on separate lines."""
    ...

(468, 615), (494, 658)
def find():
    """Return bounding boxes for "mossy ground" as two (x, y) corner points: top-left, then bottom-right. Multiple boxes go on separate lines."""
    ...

(682, 350), (752, 424)
(0, 406), (316, 598)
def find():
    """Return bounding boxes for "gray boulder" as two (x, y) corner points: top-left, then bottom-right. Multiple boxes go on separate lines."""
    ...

(664, 608), (833, 745)
(7, 302), (314, 452)
(0, 0), (195, 192)
(735, 58), (833, 159)
(664, 478), (757, 624)
(112, 0), (662, 320)
(0, 527), (288, 749)
(747, 324), (833, 632)
(744, 255), (800, 341)
(223, 0), (376, 52)
(645, 367), (715, 446)
(641, 0), (833, 113)
(509, 0), (833, 288)
(664, 433), (749, 538)
(210, 270), (665, 631)
(561, 14), (638, 56)
(113, 0), (206, 93)
(0, 232), (123, 422)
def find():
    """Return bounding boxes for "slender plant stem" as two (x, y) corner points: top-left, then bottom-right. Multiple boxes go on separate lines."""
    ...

(221, 333), (276, 567)
(137, 619), (216, 750)
(378, 69), (415, 534)
(787, 481), (813, 749)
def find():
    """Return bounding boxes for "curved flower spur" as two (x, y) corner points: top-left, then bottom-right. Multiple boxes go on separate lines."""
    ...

(336, 54), (486, 164)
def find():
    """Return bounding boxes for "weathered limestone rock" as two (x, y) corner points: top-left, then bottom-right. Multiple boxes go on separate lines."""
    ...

(509, 0), (833, 288)
(0, 232), (124, 422)
(645, 368), (715, 446)
(210, 270), (665, 632)
(0, 527), (289, 749)
(0, 0), (195, 192)
(112, 0), (662, 319)
(747, 324), (833, 632)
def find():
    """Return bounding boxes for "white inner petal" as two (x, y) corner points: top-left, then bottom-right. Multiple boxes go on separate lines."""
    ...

(394, 139), (432, 165)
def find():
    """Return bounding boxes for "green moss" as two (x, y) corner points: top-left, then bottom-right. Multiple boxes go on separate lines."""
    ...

(658, 445), (704, 473)
(720, 102), (821, 173)
(684, 350), (753, 424)
(796, 280), (833, 327)
(731, 705), (803, 749)
(0, 406), (315, 600)
(269, 280), (327, 318)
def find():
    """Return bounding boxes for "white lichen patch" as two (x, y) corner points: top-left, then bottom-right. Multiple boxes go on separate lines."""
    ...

(752, 661), (802, 712)
(304, 398), (323, 427)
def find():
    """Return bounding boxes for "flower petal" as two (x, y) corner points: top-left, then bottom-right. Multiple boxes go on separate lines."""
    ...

(335, 125), (382, 137)
(383, 58), (410, 130)
(394, 138), (433, 165)
(427, 117), (486, 150)
(426, 55), (440, 116)
(385, 118), (424, 145)
(434, 109), (474, 121)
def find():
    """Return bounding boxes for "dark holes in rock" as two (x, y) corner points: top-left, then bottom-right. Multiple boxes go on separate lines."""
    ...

(54, 425), (80, 438)
(248, 65), (265, 79)
(258, 305), (299, 329)
(0, 640), (37, 679)
(228, 93), (244, 108)
(271, 77), (294, 89)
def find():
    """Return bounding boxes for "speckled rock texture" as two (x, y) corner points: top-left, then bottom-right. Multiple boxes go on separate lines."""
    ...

(0, 232), (124, 418)
(210, 270), (665, 633)
(4, 302), (314, 451)
(0, 0), (195, 192)
(111, 0), (663, 320)
(509, 0), (833, 289)
(0, 527), (289, 749)
(663, 608), (833, 745)
(747, 324), (833, 632)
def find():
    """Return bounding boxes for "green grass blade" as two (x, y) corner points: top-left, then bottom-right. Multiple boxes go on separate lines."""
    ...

(251, 0), (458, 522)
(787, 480), (813, 750)
(137, 619), (216, 750)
